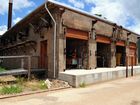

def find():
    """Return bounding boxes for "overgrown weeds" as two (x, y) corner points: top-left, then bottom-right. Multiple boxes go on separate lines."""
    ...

(16, 77), (26, 85)
(0, 85), (22, 95)
(0, 67), (6, 72)
(39, 80), (48, 90)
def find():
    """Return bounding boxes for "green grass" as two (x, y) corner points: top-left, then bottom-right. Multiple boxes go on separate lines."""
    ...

(16, 77), (26, 85)
(0, 85), (22, 95)
(0, 67), (6, 72)
(39, 80), (48, 90)
(79, 82), (86, 88)
(0, 78), (50, 95)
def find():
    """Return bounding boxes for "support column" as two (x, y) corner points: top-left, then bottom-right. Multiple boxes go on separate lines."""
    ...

(57, 9), (66, 74)
(58, 36), (66, 72)
(47, 28), (55, 78)
(88, 39), (97, 69)
(110, 42), (116, 67)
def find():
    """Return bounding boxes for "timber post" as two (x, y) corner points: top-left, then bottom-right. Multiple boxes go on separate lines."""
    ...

(126, 56), (128, 78)
(28, 56), (31, 81)
(131, 56), (134, 76)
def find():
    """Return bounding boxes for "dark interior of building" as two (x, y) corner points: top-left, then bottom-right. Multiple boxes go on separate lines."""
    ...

(97, 43), (111, 67)
(116, 46), (126, 66)
(66, 38), (88, 69)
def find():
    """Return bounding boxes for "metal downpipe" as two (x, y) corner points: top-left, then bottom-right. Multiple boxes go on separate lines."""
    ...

(45, 0), (57, 78)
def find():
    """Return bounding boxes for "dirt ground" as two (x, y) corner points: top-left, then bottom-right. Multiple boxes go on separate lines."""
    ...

(1, 75), (140, 105)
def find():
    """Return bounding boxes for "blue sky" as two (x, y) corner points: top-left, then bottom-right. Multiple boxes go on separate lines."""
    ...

(0, 0), (140, 35)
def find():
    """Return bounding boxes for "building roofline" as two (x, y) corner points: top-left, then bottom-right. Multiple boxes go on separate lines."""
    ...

(1, 0), (139, 37)
(47, 0), (140, 36)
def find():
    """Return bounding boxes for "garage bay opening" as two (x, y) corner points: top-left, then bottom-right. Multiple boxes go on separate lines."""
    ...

(66, 38), (88, 69)
(97, 43), (111, 67)
(116, 46), (126, 66)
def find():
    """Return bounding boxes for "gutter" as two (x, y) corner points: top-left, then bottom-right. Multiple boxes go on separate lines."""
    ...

(45, 0), (57, 78)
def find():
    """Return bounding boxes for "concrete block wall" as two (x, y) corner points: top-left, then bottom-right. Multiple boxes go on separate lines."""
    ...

(59, 67), (140, 87)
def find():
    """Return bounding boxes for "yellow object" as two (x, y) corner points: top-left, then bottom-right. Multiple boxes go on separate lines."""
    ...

(116, 53), (122, 66)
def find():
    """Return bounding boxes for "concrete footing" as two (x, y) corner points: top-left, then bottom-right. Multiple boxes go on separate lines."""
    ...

(59, 66), (140, 87)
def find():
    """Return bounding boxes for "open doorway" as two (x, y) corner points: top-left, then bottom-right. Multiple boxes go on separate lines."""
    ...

(97, 43), (111, 67)
(116, 46), (126, 66)
(66, 38), (88, 69)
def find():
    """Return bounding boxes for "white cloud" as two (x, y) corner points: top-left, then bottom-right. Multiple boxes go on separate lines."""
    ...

(78, 0), (140, 34)
(127, 23), (140, 34)
(0, 0), (35, 15)
(88, 0), (127, 25)
(13, 0), (35, 10)
(0, 25), (7, 35)
(68, 0), (85, 9)
(13, 17), (22, 24)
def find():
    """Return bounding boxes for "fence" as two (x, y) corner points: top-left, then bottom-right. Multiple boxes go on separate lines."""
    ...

(0, 55), (40, 80)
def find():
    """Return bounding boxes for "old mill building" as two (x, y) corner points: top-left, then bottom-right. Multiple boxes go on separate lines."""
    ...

(0, 0), (139, 78)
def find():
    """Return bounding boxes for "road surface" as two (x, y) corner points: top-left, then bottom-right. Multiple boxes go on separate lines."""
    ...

(1, 76), (140, 105)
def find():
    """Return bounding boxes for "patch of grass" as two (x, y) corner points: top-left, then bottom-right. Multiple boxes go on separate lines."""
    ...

(0, 67), (6, 72)
(24, 81), (39, 91)
(0, 85), (22, 95)
(79, 82), (86, 88)
(16, 77), (26, 85)
(39, 80), (48, 90)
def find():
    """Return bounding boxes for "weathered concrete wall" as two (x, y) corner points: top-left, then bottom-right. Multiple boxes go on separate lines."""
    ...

(59, 67), (140, 87)
(110, 42), (116, 67)
(95, 21), (112, 37)
(129, 33), (138, 43)
(88, 39), (96, 69)
(62, 9), (138, 42)
(62, 10), (91, 32)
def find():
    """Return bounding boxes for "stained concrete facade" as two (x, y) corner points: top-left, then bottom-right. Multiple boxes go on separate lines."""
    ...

(59, 66), (140, 87)
(0, 1), (139, 78)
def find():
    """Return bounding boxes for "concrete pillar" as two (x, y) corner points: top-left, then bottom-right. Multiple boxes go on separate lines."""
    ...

(47, 27), (55, 78)
(56, 9), (66, 74)
(88, 39), (97, 69)
(110, 42), (116, 67)
(58, 36), (66, 72)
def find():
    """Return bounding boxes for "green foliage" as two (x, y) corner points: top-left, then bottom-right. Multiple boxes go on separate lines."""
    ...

(0, 67), (6, 72)
(79, 82), (86, 88)
(0, 85), (22, 95)
(39, 80), (48, 90)
(16, 77), (26, 85)
(95, 14), (102, 17)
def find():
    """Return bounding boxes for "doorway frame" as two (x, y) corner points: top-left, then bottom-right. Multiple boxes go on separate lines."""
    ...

(40, 40), (48, 69)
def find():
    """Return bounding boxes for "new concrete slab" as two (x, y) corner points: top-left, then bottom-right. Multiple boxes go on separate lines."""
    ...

(59, 66), (140, 87)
